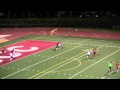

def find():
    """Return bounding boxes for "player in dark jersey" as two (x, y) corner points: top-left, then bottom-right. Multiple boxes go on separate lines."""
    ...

(116, 61), (119, 72)
(55, 42), (62, 50)
(93, 48), (97, 57)
(1, 47), (5, 54)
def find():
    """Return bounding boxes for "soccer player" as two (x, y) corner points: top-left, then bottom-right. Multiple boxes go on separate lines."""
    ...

(108, 62), (113, 73)
(50, 28), (57, 35)
(87, 50), (91, 59)
(10, 52), (13, 61)
(66, 31), (70, 37)
(93, 48), (97, 57)
(1, 47), (5, 54)
(115, 61), (119, 72)
(55, 42), (62, 50)
(10, 48), (16, 61)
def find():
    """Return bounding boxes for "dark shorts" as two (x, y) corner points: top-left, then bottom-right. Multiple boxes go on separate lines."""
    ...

(109, 67), (112, 70)
(56, 46), (60, 48)
(11, 56), (13, 58)
(116, 67), (119, 70)
(2, 50), (5, 53)
(94, 52), (96, 54)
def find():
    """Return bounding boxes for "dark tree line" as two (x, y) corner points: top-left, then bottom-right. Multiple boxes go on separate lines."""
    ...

(0, 11), (120, 19)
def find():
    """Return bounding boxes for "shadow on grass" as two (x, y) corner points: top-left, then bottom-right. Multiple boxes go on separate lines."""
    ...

(51, 46), (65, 51)
(104, 69), (116, 76)
(82, 57), (93, 60)
(51, 48), (56, 51)
(112, 72), (117, 75)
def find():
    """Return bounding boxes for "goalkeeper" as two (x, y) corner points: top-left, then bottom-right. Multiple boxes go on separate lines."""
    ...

(50, 28), (57, 35)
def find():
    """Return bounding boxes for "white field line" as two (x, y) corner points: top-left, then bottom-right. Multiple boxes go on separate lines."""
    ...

(101, 66), (120, 79)
(101, 70), (115, 79)
(1, 36), (118, 67)
(1, 44), (83, 79)
(68, 49), (120, 79)
(64, 43), (120, 48)
(0, 43), (57, 67)
(33, 36), (120, 48)
(0, 40), (34, 67)
(0, 35), (44, 48)
(0, 40), (28, 48)
(15, 36), (120, 49)
(1, 36), (119, 78)
(84, 44), (120, 48)
(33, 45), (104, 79)
(64, 42), (120, 48)
(35, 53), (86, 79)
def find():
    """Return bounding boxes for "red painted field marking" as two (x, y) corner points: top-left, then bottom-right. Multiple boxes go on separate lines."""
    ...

(0, 40), (57, 66)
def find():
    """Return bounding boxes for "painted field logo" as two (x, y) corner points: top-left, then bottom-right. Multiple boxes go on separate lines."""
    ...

(0, 40), (57, 66)
(0, 35), (11, 43)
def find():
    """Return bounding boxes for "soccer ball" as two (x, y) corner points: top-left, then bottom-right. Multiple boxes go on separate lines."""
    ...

(76, 29), (78, 31)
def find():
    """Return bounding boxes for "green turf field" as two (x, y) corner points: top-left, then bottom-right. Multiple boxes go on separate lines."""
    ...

(0, 35), (120, 79)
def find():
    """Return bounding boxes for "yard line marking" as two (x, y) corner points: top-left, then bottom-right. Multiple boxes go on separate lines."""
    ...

(33, 36), (120, 48)
(1, 44), (83, 79)
(1, 36), (117, 78)
(35, 54), (86, 79)
(51, 60), (81, 72)
(101, 69), (115, 79)
(68, 49), (120, 79)
(28, 51), (85, 79)
(35, 43), (102, 78)
(0, 39), (29, 48)
(63, 42), (120, 48)
(33, 36), (88, 44)
(33, 45), (104, 79)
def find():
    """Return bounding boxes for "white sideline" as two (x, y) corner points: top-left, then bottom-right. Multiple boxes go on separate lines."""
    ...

(68, 49), (120, 79)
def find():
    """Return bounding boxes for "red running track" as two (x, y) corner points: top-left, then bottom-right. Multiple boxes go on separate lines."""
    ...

(0, 27), (120, 40)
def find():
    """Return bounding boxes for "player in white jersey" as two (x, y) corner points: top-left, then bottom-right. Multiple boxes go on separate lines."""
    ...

(10, 48), (16, 61)
(87, 50), (91, 59)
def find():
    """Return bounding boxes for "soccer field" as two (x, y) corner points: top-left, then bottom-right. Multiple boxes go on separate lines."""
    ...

(0, 35), (120, 79)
